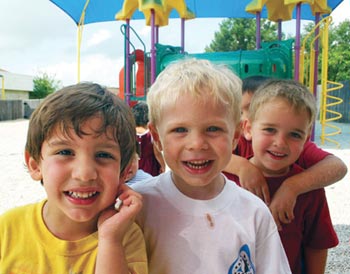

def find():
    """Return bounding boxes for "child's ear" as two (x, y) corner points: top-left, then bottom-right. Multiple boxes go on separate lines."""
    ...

(119, 161), (131, 182)
(149, 123), (163, 151)
(231, 122), (242, 150)
(25, 151), (43, 181)
(243, 119), (253, 141)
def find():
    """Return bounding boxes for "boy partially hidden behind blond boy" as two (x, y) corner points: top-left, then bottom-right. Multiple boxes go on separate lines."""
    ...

(237, 79), (338, 274)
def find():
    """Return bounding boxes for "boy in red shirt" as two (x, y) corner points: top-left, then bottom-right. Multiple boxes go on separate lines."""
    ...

(231, 79), (338, 273)
(223, 76), (347, 229)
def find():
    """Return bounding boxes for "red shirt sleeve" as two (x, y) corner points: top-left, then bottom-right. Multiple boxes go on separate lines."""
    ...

(296, 140), (332, 168)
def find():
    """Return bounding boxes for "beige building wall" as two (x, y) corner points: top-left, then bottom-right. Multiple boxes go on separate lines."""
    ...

(3, 89), (29, 100)
(0, 69), (33, 100)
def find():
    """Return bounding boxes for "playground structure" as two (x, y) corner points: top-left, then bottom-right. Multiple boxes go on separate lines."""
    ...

(119, 36), (294, 101)
(50, 0), (346, 147)
(299, 16), (344, 147)
(118, 24), (295, 99)
(116, 1), (345, 147)
(119, 48), (148, 105)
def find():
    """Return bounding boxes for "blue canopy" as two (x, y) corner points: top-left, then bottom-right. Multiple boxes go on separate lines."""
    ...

(50, 0), (344, 25)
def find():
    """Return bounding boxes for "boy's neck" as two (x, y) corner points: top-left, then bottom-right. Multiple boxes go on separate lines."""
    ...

(136, 126), (148, 134)
(171, 172), (226, 200)
(42, 201), (97, 241)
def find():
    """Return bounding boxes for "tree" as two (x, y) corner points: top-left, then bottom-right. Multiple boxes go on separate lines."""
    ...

(31, 73), (61, 99)
(301, 19), (350, 82)
(327, 20), (350, 82)
(205, 18), (280, 52)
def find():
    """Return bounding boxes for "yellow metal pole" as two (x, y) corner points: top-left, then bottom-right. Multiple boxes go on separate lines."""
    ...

(76, 0), (91, 83)
(0, 75), (5, 99)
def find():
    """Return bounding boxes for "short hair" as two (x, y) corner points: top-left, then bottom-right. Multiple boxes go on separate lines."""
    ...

(132, 101), (149, 127)
(242, 75), (270, 94)
(25, 82), (136, 173)
(147, 58), (242, 126)
(248, 79), (317, 128)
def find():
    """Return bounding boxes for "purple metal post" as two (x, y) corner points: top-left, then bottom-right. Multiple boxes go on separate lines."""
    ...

(256, 12), (261, 49)
(151, 9), (156, 83)
(313, 13), (320, 95)
(311, 13), (321, 141)
(181, 18), (185, 53)
(125, 19), (131, 105)
(278, 19), (282, 40)
(155, 25), (159, 44)
(294, 3), (301, 80)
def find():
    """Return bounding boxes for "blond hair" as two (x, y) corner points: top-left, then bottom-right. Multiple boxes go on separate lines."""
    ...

(147, 58), (242, 126)
(248, 79), (317, 129)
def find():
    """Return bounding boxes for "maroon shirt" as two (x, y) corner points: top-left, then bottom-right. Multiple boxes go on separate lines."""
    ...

(137, 131), (161, 176)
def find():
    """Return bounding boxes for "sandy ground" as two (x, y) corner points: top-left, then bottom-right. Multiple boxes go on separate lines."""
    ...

(0, 119), (349, 272)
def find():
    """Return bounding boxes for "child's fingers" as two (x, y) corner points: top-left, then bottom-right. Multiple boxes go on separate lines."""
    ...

(284, 209), (294, 222)
(270, 208), (282, 231)
(261, 187), (271, 206)
(120, 193), (143, 212)
(278, 210), (292, 225)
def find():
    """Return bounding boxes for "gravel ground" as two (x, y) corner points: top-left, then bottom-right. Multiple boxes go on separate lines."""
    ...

(0, 119), (349, 273)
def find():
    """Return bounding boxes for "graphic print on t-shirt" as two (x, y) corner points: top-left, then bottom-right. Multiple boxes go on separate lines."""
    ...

(228, 244), (255, 274)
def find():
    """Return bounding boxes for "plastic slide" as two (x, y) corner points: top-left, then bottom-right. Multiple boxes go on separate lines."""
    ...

(119, 49), (145, 105)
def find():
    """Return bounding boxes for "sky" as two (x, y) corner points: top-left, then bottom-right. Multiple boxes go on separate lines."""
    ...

(0, 0), (349, 88)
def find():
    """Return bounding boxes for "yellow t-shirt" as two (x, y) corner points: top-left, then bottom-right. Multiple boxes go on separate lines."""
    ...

(0, 200), (147, 274)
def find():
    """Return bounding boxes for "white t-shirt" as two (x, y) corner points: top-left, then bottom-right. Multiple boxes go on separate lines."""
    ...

(132, 171), (291, 274)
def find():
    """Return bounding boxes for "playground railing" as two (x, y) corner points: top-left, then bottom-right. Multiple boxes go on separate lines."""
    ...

(300, 16), (344, 148)
(120, 24), (148, 103)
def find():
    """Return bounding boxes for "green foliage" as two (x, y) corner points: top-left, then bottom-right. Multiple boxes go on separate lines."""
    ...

(31, 73), (61, 99)
(205, 18), (279, 52)
(301, 19), (350, 82)
(327, 20), (350, 82)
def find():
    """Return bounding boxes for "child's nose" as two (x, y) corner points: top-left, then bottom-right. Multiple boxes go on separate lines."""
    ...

(273, 134), (287, 147)
(72, 157), (98, 182)
(187, 132), (209, 150)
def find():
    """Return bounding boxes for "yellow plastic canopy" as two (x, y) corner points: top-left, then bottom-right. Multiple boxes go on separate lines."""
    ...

(116, 0), (195, 26)
(246, 0), (332, 21)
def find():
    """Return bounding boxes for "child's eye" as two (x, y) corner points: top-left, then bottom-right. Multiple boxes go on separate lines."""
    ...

(96, 152), (115, 159)
(290, 132), (302, 139)
(174, 127), (187, 133)
(263, 127), (276, 133)
(207, 126), (220, 132)
(57, 149), (73, 156)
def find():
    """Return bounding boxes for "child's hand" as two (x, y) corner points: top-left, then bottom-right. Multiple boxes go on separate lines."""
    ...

(269, 184), (296, 230)
(97, 184), (143, 243)
(239, 163), (271, 205)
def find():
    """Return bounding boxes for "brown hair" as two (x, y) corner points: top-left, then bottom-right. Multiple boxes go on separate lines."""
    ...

(25, 82), (136, 173)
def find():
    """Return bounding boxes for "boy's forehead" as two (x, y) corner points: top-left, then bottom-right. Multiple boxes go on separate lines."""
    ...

(49, 116), (116, 139)
(255, 97), (311, 118)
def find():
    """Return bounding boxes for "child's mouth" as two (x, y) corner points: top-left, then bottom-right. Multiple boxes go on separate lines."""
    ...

(185, 160), (211, 169)
(64, 191), (99, 199)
